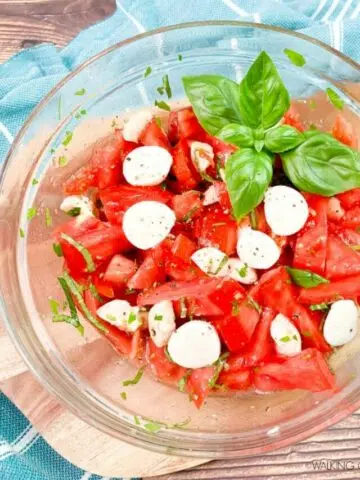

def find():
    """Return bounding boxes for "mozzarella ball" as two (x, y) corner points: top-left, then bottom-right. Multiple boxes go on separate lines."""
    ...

(323, 300), (358, 347)
(237, 228), (280, 269)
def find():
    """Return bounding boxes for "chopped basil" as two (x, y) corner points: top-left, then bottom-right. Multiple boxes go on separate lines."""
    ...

(283, 48), (306, 67)
(178, 371), (191, 392)
(249, 210), (257, 229)
(61, 271), (106, 332)
(50, 148), (56, 154)
(154, 314), (163, 321)
(164, 346), (174, 363)
(178, 54), (183, 61)
(144, 421), (163, 433)
(154, 100), (171, 111)
(52, 243), (63, 257)
(172, 417), (191, 429)
(89, 283), (102, 302)
(280, 335), (291, 343)
(62, 131), (73, 147)
(32, 178), (39, 185)
(144, 66), (152, 78)
(122, 366), (145, 386)
(157, 86), (165, 95)
(58, 155), (68, 167)
(326, 87), (344, 110)
(75, 88), (86, 96)
(160, 180), (167, 190)
(134, 415), (141, 425)
(213, 255), (228, 275)
(292, 334), (298, 340)
(309, 302), (330, 312)
(56, 276), (84, 335)
(45, 208), (52, 227)
(155, 117), (162, 128)
(208, 353), (229, 388)
(179, 297), (187, 318)
(286, 267), (329, 288)
(162, 74), (172, 99)
(302, 330), (313, 337)
(66, 207), (81, 217)
(27, 207), (37, 221)
(246, 296), (262, 313)
(238, 264), (248, 278)
(48, 298), (59, 315)
(52, 313), (84, 335)
(19, 228), (25, 238)
(106, 314), (117, 323)
(60, 233), (95, 273)
(231, 299), (240, 315)
(182, 206), (199, 222)
(120, 391), (127, 400)
(128, 312), (137, 324)
(309, 99), (316, 110)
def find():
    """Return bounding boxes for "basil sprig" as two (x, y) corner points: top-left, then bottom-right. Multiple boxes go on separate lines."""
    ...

(286, 267), (329, 288)
(182, 50), (360, 219)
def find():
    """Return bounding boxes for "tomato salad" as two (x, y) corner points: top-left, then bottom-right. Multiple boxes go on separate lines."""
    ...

(39, 51), (360, 408)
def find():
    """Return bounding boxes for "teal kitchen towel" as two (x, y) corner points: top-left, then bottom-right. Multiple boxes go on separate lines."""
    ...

(1, 1), (360, 479)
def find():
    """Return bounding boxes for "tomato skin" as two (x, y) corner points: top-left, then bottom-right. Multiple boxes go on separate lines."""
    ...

(63, 165), (98, 195)
(258, 267), (330, 352)
(332, 114), (358, 148)
(341, 206), (360, 229)
(194, 205), (237, 256)
(186, 297), (223, 316)
(337, 188), (360, 210)
(171, 190), (203, 222)
(176, 107), (207, 140)
(186, 366), (215, 409)
(218, 368), (253, 391)
(171, 233), (197, 261)
(147, 339), (186, 382)
(137, 278), (220, 306)
(299, 274), (360, 304)
(103, 254), (137, 286)
(171, 139), (199, 191)
(283, 104), (304, 132)
(100, 185), (172, 225)
(208, 279), (246, 316)
(293, 195), (328, 275)
(326, 234), (360, 280)
(168, 110), (180, 144)
(329, 222), (360, 247)
(139, 119), (171, 150)
(254, 348), (335, 392)
(127, 245), (166, 290)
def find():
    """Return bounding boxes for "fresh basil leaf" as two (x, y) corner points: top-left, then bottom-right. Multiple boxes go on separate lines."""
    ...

(225, 148), (273, 219)
(326, 87), (344, 110)
(283, 48), (306, 67)
(265, 125), (304, 153)
(286, 267), (329, 288)
(217, 123), (253, 147)
(182, 75), (242, 135)
(281, 132), (360, 196)
(239, 51), (290, 130)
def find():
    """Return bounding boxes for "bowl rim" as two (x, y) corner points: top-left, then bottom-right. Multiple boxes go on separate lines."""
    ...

(2, 20), (360, 458)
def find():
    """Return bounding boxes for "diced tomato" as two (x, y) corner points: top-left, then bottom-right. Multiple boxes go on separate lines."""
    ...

(168, 110), (180, 144)
(329, 222), (360, 247)
(170, 139), (199, 191)
(214, 181), (232, 211)
(194, 205), (237, 256)
(127, 244), (166, 290)
(92, 275), (115, 298)
(205, 134), (237, 159)
(171, 233), (197, 261)
(341, 206), (360, 229)
(254, 348), (335, 392)
(139, 119), (171, 150)
(58, 218), (131, 276)
(337, 188), (360, 210)
(165, 255), (204, 282)
(332, 114), (358, 149)
(54, 215), (102, 240)
(187, 296), (223, 316)
(283, 104), (304, 132)
(225, 307), (275, 370)
(186, 366), (215, 408)
(258, 267), (330, 352)
(293, 194), (328, 275)
(325, 235), (360, 280)
(174, 107), (207, 140)
(100, 185), (172, 224)
(171, 190), (203, 222)
(63, 165), (97, 195)
(103, 254), (137, 286)
(147, 339), (186, 382)
(218, 368), (253, 391)
(137, 278), (220, 306)
(208, 279), (246, 316)
(299, 274), (360, 304)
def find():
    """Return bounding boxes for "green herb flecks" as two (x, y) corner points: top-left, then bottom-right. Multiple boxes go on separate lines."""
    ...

(182, 206), (199, 223)
(144, 421), (163, 434)
(178, 371), (191, 392)
(280, 335), (291, 343)
(27, 207), (37, 221)
(58, 155), (68, 167)
(122, 366), (145, 386)
(246, 296), (262, 314)
(45, 208), (52, 227)
(62, 131), (73, 147)
(128, 312), (137, 324)
(89, 283), (102, 302)
(52, 243), (63, 257)
(134, 415), (141, 425)
(154, 314), (163, 321)
(19, 228), (25, 238)
(309, 302), (330, 312)
(106, 314), (117, 323)
(32, 178), (39, 185)
(48, 298), (59, 315)
(162, 74), (172, 99)
(75, 88), (86, 96)
(144, 66), (152, 78)
(154, 100), (171, 111)
(66, 207), (81, 217)
(164, 346), (174, 363)
(238, 264), (248, 278)
(326, 87), (344, 110)
(55, 276), (84, 335)
(213, 255), (228, 275)
(178, 54), (183, 61)
(208, 352), (229, 388)
(283, 48), (306, 67)
(120, 391), (127, 400)
(286, 267), (329, 288)
(60, 233), (95, 273)
(231, 299), (240, 315)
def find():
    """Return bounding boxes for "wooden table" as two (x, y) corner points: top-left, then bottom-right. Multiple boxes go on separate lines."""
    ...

(1, 1), (360, 479)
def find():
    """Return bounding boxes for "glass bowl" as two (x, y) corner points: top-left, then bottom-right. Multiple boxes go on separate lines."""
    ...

(1, 21), (360, 458)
